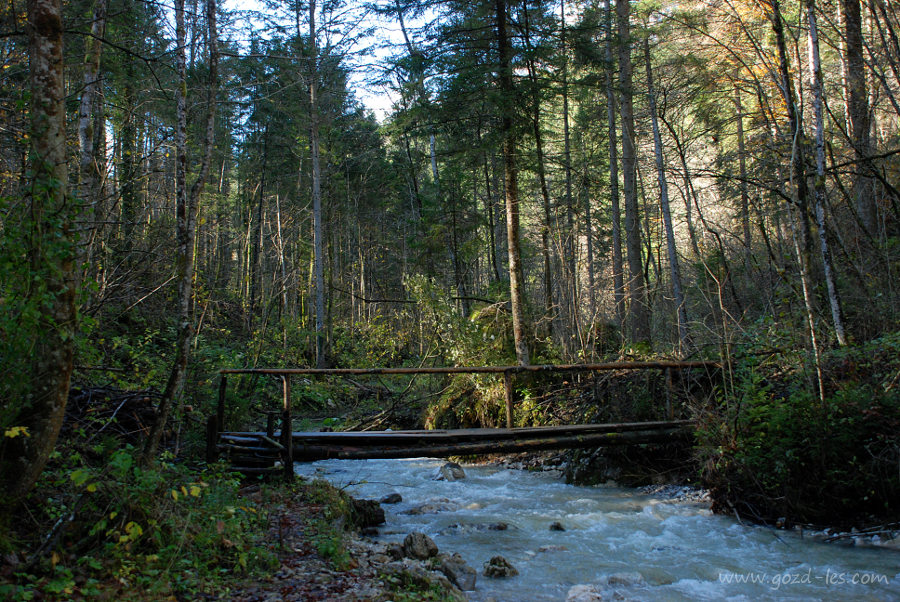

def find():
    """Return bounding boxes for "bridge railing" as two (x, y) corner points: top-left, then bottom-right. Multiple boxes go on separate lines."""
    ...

(210, 361), (721, 480)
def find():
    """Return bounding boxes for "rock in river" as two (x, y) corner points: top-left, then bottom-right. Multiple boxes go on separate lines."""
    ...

(350, 498), (385, 528)
(403, 531), (439, 560)
(439, 552), (477, 591)
(380, 492), (403, 504)
(435, 462), (466, 481)
(566, 584), (604, 601)
(483, 555), (518, 578)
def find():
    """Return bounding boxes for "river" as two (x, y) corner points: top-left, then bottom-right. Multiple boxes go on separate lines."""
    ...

(294, 458), (900, 601)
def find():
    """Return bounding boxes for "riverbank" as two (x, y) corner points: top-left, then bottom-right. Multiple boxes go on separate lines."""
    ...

(227, 480), (469, 601)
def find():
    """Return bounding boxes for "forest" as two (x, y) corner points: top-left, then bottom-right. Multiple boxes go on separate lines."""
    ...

(1, 0), (900, 596)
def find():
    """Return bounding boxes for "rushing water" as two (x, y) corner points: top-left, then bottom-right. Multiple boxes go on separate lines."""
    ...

(294, 458), (900, 601)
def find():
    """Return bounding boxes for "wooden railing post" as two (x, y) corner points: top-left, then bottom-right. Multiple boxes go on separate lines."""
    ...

(503, 370), (514, 428)
(664, 367), (674, 421)
(217, 374), (227, 432)
(282, 375), (294, 481)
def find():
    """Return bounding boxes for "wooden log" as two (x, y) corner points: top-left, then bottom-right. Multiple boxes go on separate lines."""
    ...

(503, 370), (514, 429)
(219, 360), (720, 377)
(219, 434), (268, 444)
(216, 443), (281, 454)
(259, 434), (285, 450)
(278, 420), (695, 445)
(292, 427), (693, 460)
(282, 375), (293, 481)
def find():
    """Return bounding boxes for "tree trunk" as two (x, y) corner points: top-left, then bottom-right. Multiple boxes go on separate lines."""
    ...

(807, 0), (848, 345)
(771, 0), (825, 398)
(560, 0), (578, 347)
(644, 37), (690, 353)
(734, 86), (752, 252)
(76, 0), (107, 272)
(143, 0), (218, 461)
(617, 0), (650, 344)
(310, 0), (326, 368)
(0, 0), (76, 506)
(844, 0), (876, 235)
(604, 0), (624, 333)
(495, 0), (529, 366)
(120, 65), (137, 245)
(522, 1), (554, 336)
(483, 151), (502, 284)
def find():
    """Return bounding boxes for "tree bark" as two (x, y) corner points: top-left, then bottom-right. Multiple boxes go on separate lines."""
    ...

(1, 0), (76, 505)
(76, 0), (107, 271)
(310, 0), (326, 368)
(495, 0), (529, 366)
(119, 65), (137, 245)
(560, 0), (578, 346)
(604, 0), (624, 333)
(844, 0), (876, 235)
(734, 86), (752, 252)
(807, 0), (848, 345)
(617, 0), (650, 344)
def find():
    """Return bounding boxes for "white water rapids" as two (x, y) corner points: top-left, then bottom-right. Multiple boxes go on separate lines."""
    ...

(294, 458), (900, 601)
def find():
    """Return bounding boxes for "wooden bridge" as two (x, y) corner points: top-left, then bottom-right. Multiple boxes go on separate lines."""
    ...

(206, 362), (719, 478)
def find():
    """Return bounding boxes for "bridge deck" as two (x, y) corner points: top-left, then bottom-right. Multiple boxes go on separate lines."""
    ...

(218, 420), (693, 463)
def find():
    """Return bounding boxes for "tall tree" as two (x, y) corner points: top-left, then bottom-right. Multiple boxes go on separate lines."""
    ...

(603, 0), (624, 332)
(310, 0), (326, 368)
(843, 0), (875, 235)
(617, 0), (650, 344)
(806, 0), (847, 345)
(0, 0), (76, 504)
(76, 0), (108, 269)
(495, 0), (530, 365)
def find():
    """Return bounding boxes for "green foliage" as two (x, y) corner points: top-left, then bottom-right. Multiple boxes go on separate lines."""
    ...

(307, 519), (351, 569)
(9, 448), (277, 598)
(699, 333), (900, 526)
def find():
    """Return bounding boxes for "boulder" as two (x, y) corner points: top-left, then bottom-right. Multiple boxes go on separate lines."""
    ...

(549, 521), (565, 531)
(566, 584), (604, 601)
(483, 555), (518, 578)
(381, 562), (466, 602)
(403, 532), (439, 560)
(351, 498), (386, 528)
(380, 492), (403, 504)
(435, 462), (466, 481)
(439, 552), (477, 591)
(385, 542), (404, 560)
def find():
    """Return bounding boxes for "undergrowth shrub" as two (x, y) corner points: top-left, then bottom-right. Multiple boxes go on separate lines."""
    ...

(4, 448), (276, 599)
(699, 333), (900, 526)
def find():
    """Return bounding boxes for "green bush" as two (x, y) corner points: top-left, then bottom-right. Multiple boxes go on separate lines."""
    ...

(7, 449), (276, 599)
(699, 334), (900, 526)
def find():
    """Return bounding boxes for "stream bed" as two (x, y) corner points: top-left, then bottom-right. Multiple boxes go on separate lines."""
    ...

(295, 458), (900, 601)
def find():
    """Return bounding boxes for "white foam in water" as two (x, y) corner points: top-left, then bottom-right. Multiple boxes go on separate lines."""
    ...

(298, 458), (900, 601)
